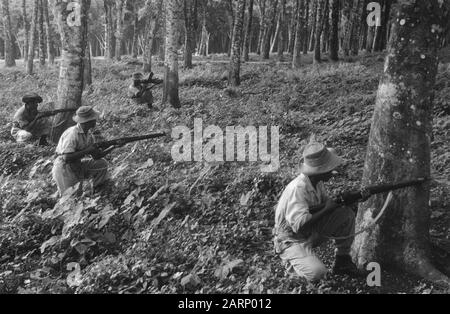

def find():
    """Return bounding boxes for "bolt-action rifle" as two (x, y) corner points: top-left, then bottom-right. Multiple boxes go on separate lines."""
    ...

(94, 132), (167, 150)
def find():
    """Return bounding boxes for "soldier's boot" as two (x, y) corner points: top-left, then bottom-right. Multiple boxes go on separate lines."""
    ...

(332, 255), (367, 278)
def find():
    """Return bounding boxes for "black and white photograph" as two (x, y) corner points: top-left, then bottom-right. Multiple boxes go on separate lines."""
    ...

(0, 0), (449, 299)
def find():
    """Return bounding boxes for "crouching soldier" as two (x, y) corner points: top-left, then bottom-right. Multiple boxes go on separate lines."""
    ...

(128, 72), (163, 109)
(11, 93), (50, 145)
(52, 106), (120, 196)
(274, 142), (365, 282)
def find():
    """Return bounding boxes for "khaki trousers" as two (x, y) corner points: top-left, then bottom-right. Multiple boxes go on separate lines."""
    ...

(52, 157), (109, 196)
(279, 206), (356, 282)
(11, 119), (50, 143)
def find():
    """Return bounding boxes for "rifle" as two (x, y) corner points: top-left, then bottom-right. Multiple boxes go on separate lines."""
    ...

(309, 178), (429, 214)
(37, 108), (77, 120)
(94, 132), (167, 150)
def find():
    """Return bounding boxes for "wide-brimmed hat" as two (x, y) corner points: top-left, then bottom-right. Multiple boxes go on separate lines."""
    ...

(73, 106), (100, 124)
(132, 72), (144, 80)
(22, 93), (43, 104)
(299, 142), (344, 176)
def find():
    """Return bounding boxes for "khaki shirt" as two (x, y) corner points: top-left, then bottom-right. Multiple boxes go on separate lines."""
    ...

(55, 124), (95, 155)
(274, 174), (329, 248)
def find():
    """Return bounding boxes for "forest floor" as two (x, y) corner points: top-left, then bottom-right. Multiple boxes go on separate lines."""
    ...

(0, 52), (449, 294)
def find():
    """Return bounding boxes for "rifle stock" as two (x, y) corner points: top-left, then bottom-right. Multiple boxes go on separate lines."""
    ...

(95, 132), (166, 149)
(309, 178), (428, 214)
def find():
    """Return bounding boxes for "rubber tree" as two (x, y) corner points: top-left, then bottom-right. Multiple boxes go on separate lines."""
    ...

(26, 0), (39, 74)
(292, 0), (304, 68)
(329, 0), (339, 61)
(1, 0), (16, 67)
(51, 0), (90, 142)
(228, 0), (246, 86)
(143, 0), (163, 73)
(22, 0), (29, 62)
(353, 0), (450, 287)
(243, 0), (254, 62)
(43, 0), (55, 64)
(313, 0), (325, 64)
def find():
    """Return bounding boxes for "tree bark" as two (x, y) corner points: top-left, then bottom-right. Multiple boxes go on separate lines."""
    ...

(277, 0), (286, 61)
(262, 0), (278, 59)
(198, 0), (208, 56)
(22, 0), (29, 62)
(26, 0), (39, 74)
(288, 0), (299, 54)
(43, 0), (55, 64)
(104, 0), (115, 59)
(342, 0), (359, 57)
(307, 0), (316, 51)
(256, 0), (266, 55)
(329, 0), (339, 61)
(350, 0), (364, 56)
(313, 0), (325, 63)
(353, 0), (450, 287)
(143, 0), (163, 72)
(184, 0), (197, 68)
(292, 0), (304, 68)
(1, 0), (16, 67)
(302, 0), (308, 54)
(163, 0), (181, 108)
(51, 0), (90, 142)
(321, 0), (329, 53)
(131, 2), (139, 59)
(243, 0), (254, 61)
(38, 0), (46, 66)
(228, 0), (245, 86)
(114, 0), (125, 61)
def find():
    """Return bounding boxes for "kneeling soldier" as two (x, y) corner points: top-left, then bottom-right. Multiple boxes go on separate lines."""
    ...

(11, 93), (50, 145)
(274, 142), (364, 282)
(128, 72), (163, 109)
(52, 106), (118, 196)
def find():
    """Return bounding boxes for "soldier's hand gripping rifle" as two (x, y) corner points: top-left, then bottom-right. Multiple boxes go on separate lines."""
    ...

(309, 178), (429, 215)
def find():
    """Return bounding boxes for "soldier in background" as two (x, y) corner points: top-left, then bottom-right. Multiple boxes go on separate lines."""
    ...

(11, 93), (50, 145)
(128, 72), (163, 109)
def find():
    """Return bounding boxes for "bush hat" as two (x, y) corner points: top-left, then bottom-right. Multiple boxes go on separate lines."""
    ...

(299, 142), (344, 176)
(22, 93), (43, 104)
(73, 106), (100, 124)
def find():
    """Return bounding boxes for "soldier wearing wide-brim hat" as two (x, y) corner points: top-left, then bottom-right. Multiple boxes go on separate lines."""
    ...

(273, 141), (365, 282)
(128, 72), (163, 109)
(52, 106), (120, 196)
(11, 93), (50, 145)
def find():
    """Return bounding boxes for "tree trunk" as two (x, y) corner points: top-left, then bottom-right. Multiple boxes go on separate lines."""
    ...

(313, 0), (325, 63)
(38, 0), (46, 66)
(198, 0), (208, 56)
(329, 0), (339, 61)
(51, 0), (90, 142)
(288, 0), (299, 54)
(43, 0), (55, 64)
(184, 0), (197, 68)
(131, 2), (139, 59)
(302, 0), (308, 54)
(228, 0), (245, 86)
(163, 0), (181, 108)
(243, 0), (254, 62)
(292, 0), (305, 68)
(353, 0), (450, 287)
(308, 0), (317, 51)
(22, 0), (29, 62)
(83, 42), (92, 88)
(104, 0), (115, 59)
(262, 0), (278, 59)
(115, 0), (125, 61)
(321, 0), (329, 53)
(256, 0), (266, 55)
(277, 0), (286, 61)
(143, 0), (163, 72)
(1, 0), (16, 67)
(342, 0), (359, 57)
(350, 0), (363, 56)
(26, 0), (38, 74)
(226, 0), (235, 57)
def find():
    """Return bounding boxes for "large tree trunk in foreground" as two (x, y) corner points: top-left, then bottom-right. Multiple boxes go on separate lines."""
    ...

(163, 0), (181, 108)
(51, 0), (90, 142)
(228, 0), (245, 86)
(1, 0), (16, 67)
(26, 0), (39, 74)
(353, 0), (450, 287)
(329, 0), (339, 61)
(22, 0), (30, 62)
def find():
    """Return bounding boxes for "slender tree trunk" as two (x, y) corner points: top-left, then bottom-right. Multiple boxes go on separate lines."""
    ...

(342, 0), (359, 56)
(184, 0), (197, 68)
(226, 0), (235, 57)
(329, 0), (339, 61)
(288, 0), (299, 54)
(372, 0), (385, 52)
(43, 0), (55, 64)
(379, 0), (391, 51)
(302, 0), (309, 54)
(353, 0), (450, 288)
(321, 0), (329, 53)
(22, 0), (29, 62)
(115, 0), (125, 61)
(38, 0), (46, 66)
(262, 0), (278, 59)
(199, 0), (208, 56)
(308, 0), (317, 51)
(143, 0), (163, 72)
(83, 42), (92, 88)
(131, 2), (139, 59)
(1, 0), (16, 67)
(292, 0), (304, 68)
(277, 0), (286, 61)
(228, 0), (245, 86)
(104, 0), (115, 59)
(313, 0), (325, 63)
(243, 0), (254, 61)
(26, 0), (38, 74)
(52, 0), (90, 142)
(256, 0), (266, 55)
(350, 0), (363, 56)
(163, 0), (181, 108)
